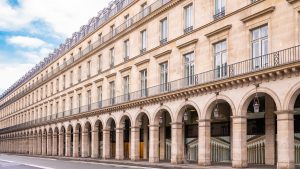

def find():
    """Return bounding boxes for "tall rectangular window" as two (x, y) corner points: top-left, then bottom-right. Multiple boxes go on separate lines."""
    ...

(40, 88), (43, 100)
(111, 24), (115, 37)
(160, 62), (168, 92)
(97, 86), (102, 107)
(123, 76), (130, 101)
(160, 18), (168, 45)
(56, 101), (59, 117)
(62, 99), (65, 115)
(110, 48), (115, 68)
(184, 52), (195, 86)
(63, 75), (66, 89)
(87, 61), (91, 77)
(87, 90), (91, 110)
(140, 69), (147, 97)
(109, 81), (115, 105)
(98, 55), (102, 73)
(125, 14), (130, 28)
(70, 71), (73, 86)
(184, 4), (193, 33)
(78, 94), (82, 113)
(124, 39), (130, 61)
(56, 78), (59, 92)
(78, 66), (82, 82)
(214, 40), (227, 78)
(70, 97), (73, 115)
(141, 30), (147, 53)
(214, 0), (225, 19)
(251, 25), (268, 69)
(50, 82), (53, 94)
(141, 2), (148, 17)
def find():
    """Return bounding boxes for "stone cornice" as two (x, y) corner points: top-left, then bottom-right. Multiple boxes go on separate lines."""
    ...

(205, 25), (232, 37)
(94, 78), (104, 84)
(241, 6), (275, 23)
(135, 59), (150, 67)
(153, 50), (172, 59)
(67, 91), (74, 94)
(105, 73), (117, 79)
(119, 66), (132, 73)
(84, 83), (92, 88)
(287, 0), (300, 4)
(75, 87), (83, 91)
(60, 93), (66, 97)
(176, 39), (198, 49)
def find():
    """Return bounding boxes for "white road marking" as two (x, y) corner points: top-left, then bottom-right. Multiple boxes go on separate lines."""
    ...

(70, 160), (161, 169)
(0, 159), (55, 169)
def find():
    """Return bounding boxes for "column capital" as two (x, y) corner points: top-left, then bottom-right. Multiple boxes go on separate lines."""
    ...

(148, 124), (159, 128)
(274, 110), (294, 115)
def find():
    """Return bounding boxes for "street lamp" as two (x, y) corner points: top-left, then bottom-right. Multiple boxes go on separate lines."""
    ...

(159, 116), (163, 124)
(183, 106), (188, 122)
(122, 121), (126, 129)
(138, 119), (142, 127)
(253, 84), (260, 113)
(213, 92), (220, 119)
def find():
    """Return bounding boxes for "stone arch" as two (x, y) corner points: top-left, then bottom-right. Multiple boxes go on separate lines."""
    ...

(152, 105), (174, 125)
(203, 94), (236, 119)
(284, 82), (300, 110)
(105, 115), (117, 129)
(133, 109), (151, 127)
(118, 113), (132, 128)
(238, 87), (282, 117)
(94, 119), (104, 129)
(175, 100), (201, 123)
(83, 121), (92, 132)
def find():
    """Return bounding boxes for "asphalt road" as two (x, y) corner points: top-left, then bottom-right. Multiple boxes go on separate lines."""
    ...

(0, 154), (162, 169)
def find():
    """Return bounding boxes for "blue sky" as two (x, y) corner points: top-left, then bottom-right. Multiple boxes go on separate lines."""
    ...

(0, 0), (110, 95)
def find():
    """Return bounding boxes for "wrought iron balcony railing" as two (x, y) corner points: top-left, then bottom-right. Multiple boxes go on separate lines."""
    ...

(1, 44), (300, 133)
(213, 7), (225, 20)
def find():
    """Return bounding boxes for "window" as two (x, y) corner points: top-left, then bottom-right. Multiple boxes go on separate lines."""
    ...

(78, 94), (82, 113)
(40, 88), (43, 100)
(141, 2), (149, 17)
(98, 55), (102, 73)
(184, 52), (195, 86)
(88, 41), (92, 50)
(184, 4), (193, 33)
(97, 86), (102, 107)
(141, 30), (147, 53)
(160, 62), (169, 92)
(79, 47), (82, 56)
(214, 0), (225, 20)
(110, 24), (115, 37)
(78, 66), (82, 82)
(98, 33), (102, 43)
(251, 25), (268, 69)
(51, 82), (53, 94)
(62, 99), (65, 115)
(123, 76), (130, 101)
(70, 97), (73, 115)
(214, 40), (227, 78)
(109, 81), (115, 105)
(45, 85), (48, 97)
(56, 101), (59, 117)
(87, 90), (91, 110)
(63, 75), (66, 89)
(70, 71), (73, 86)
(87, 61), (91, 78)
(124, 39), (130, 61)
(110, 48), (115, 68)
(56, 78), (59, 92)
(160, 18), (168, 45)
(140, 69), (147, 97)
(125, 14), (131, 28)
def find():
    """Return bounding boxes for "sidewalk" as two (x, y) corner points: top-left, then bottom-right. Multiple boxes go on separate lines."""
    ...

(10, 154), (280, 169)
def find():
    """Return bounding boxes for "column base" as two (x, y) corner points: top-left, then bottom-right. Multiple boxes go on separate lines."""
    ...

(198, 161), (211, 166)
(171, 158), (184, 164)
(149, 157), (159, 163)
(277, 162), (295, 169)
(232, 160), (248, 168)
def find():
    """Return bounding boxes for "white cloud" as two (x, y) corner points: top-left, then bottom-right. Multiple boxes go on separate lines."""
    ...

(0, 0), (111, 37)
(6, 36), (47, 48)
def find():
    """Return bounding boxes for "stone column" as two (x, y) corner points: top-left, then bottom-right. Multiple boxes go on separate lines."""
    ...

(37, 134), (42, 155)
(29, 136), (32, 154)
(58, 132), (64, 156)
(52, 133), (58, 156)
(115, 128), (124, 160)
(171, 122), (184, 164)
(276, 110), (295, 169)
(143, 125), (149, 160)
(47, 134), (52, 156)
(91, 130), (99, 158)
(131, 126), (140, 161)
(198, 120), (211, 166)
(81, 131), (89, 157)
(149, 125), (159, 163)
(65, 132), (71, 157)
(265, 96), (275, 165)
(42, 133), (47, 156)
(102, 129), (110, 159)
(232, 116), (247, 168)
(33, 135), (37, 154)
(159, 122), (165, 160)
(73, 132), (79, 157)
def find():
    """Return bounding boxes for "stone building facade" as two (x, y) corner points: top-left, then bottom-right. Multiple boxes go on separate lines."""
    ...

(0, 0), (300, 168)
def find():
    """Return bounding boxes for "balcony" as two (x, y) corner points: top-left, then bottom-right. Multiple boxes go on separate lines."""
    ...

(2, 45), (300, 133)
(213, 7), (225, 20)
(184, 26), (193, 34)
(160, 38), (168, 45)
